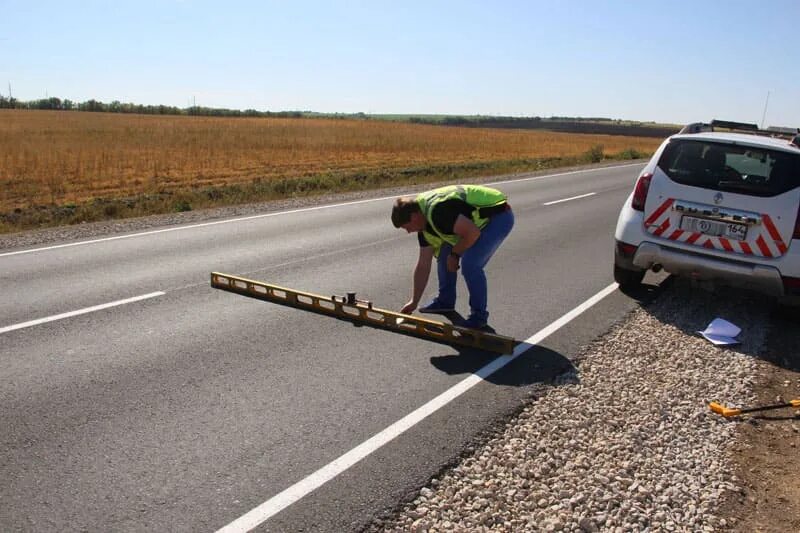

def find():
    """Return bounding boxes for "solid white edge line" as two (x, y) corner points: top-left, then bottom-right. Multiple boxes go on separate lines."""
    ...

(0, 163), (643, 258)
(216, 282), (620, 533)
(543, 192), (597, 206)
(0, 291), (166, 334)
(490, 162), (642, 187)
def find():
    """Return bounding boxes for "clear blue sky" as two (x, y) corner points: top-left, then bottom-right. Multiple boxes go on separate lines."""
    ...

(2, 0), (799, 126)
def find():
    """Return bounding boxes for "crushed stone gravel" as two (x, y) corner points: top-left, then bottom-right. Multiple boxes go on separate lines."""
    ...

(368, 282), (769, 532)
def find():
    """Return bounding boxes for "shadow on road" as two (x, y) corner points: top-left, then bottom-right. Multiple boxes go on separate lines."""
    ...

(429, 342), (576, 387)
(628, 274), (798, 372)
(766, 304), (800, 372)
(646, 282), (762, 362)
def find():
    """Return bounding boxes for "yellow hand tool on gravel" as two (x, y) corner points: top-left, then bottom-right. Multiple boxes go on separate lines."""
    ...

(709, 399), (800, 417)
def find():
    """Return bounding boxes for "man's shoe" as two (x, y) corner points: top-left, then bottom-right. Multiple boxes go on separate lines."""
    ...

(461, 315), (488, 329)
(418, 299), (455, 313)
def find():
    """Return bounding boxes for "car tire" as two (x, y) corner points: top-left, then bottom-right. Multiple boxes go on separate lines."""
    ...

(614, 264), (646, 289)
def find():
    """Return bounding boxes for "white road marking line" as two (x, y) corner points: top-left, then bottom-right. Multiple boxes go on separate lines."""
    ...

(0, 292), (165, 334)
(491, 162), (642, 186)
(543, 192), (597, 206)
(216, 282), (619, 533)
(0, 163), (643, 259)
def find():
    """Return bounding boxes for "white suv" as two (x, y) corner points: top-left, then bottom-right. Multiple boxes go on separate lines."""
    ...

(614, 120), (800, 302)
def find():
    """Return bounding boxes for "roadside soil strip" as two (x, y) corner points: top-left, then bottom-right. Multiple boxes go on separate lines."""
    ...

(369, 280), (779, 532)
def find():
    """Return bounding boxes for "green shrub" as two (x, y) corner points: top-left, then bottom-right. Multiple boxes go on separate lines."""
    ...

(617, 148), (644, 160)
(174, 200), (192, 212)
(585, 145), (604, 163)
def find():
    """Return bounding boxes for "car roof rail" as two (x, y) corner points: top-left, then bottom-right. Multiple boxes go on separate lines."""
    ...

(765, 125), (800, 135)
(678, 122), (712, 134)
(679, 119), (799, 142)
(709, 119), (760, 131)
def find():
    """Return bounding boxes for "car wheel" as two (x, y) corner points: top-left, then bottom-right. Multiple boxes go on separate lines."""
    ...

(614, 264), (646, 289)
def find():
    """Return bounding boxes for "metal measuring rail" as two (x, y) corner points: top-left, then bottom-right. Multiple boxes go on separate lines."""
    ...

(210, 272), (516, 354)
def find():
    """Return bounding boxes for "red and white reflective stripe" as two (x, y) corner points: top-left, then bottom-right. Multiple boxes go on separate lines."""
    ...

(762, 214), (788, 254)
(643, 198), (787, 258)
(644, 198), (673, 226)
(653, 218), (671, 236)
(755, 235), (772, 257)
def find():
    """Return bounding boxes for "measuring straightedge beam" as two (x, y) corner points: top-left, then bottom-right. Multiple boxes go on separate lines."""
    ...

(210, 272), (516, 354)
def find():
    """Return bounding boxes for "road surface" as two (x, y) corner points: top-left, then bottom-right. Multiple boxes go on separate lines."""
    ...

(1, 163), (646, 531)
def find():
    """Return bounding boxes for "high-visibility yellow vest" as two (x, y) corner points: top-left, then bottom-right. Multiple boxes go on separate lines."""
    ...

(416, 185), (506, 256)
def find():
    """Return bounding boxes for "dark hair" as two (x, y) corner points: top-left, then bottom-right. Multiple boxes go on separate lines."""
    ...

(391, 196), (420, 228)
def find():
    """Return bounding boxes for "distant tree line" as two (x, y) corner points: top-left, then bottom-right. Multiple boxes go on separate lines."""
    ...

(409, 115), (679, 138)
(0, 94), (679, 137)
(0, 94), (304, 118)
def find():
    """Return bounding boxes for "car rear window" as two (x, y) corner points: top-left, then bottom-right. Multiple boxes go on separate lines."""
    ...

(658, 139), (800, 197)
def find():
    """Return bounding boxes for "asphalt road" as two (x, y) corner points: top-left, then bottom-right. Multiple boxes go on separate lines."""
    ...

(1, 163), (648, 532)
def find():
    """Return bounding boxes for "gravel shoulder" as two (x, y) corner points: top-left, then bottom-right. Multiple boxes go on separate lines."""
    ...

(368, 280), (800, 532)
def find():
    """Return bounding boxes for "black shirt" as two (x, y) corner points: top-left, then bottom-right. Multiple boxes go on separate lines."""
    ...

(417, 199), (474, 247)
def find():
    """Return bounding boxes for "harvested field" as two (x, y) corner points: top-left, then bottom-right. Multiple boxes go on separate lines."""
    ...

(0, 110), (662, 231)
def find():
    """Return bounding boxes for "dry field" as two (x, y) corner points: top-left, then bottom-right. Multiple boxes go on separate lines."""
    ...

(0, 110), (662, 229)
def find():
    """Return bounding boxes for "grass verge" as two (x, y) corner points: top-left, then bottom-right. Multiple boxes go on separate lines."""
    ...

(0, 151), (644, 234)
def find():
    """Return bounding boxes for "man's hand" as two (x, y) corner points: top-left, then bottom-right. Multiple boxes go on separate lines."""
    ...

(446, 253), (460, 273)
(400, 301), (417, 314)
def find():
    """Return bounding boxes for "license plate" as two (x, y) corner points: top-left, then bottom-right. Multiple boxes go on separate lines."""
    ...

(680, 216), (747, 240)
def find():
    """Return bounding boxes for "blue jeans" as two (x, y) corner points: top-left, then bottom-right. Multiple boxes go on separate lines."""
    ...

(436, 209), (515, 322)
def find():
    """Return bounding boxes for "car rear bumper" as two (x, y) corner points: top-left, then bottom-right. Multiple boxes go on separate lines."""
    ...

(632, 241), (785, 296)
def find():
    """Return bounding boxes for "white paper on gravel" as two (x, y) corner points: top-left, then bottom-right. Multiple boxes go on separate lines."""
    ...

(697, 317), (741, 345)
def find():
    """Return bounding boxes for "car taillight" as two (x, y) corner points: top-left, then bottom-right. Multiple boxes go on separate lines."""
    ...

(616, 241), (638, 258)
(631, 173), (653, 212)
(782, 276), (800, 295)
(793, 202), (800, 240)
